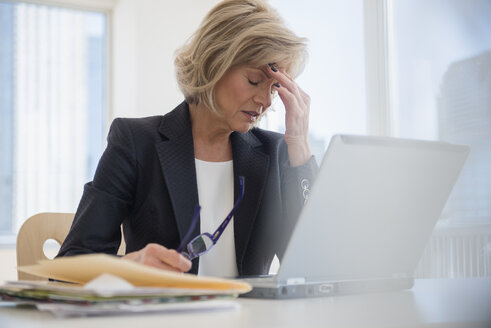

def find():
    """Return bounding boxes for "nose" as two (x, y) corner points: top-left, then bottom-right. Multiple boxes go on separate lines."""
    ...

(253, 84), (273, 110)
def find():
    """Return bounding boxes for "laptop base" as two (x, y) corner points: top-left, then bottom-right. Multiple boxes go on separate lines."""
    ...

(240, 277), (414, 299)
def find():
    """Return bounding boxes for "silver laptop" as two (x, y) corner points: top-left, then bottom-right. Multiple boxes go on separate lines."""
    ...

(240, 134), (469, 299)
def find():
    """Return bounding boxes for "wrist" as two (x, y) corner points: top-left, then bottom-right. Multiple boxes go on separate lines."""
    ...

(286, 141), (312, 167)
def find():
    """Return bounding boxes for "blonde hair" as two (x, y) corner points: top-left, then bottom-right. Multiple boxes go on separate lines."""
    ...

(174, 0), (308, 113)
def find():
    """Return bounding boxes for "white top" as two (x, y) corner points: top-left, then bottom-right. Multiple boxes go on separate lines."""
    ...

(194, 159), (238, 278)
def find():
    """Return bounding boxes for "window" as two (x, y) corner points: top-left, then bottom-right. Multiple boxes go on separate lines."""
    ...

(0, 1), (107, 240)
(386, 0), (491, 277)
(387, 0), (491, 226)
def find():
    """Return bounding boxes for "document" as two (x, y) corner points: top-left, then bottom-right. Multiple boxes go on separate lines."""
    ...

(17, 253), (251, 292)
(35, 300), (241, 318)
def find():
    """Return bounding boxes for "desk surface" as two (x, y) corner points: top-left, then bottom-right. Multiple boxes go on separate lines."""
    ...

(1, 278), (490, 328)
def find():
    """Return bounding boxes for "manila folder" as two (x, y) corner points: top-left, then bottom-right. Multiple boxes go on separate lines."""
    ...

(18, 254), (251, 293)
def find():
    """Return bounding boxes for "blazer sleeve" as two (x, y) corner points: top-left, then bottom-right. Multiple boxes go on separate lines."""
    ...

(277, 156), (319, 261)
(57, 118), (137, 257)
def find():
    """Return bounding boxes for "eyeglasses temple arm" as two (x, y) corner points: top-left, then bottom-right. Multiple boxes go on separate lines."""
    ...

(210, 176), (245, 243)
(176, 204), (201, 253)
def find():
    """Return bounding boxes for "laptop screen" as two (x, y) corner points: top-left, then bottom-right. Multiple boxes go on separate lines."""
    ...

(278, 135), (469, 282)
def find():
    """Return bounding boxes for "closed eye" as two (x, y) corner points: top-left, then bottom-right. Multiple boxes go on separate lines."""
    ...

(248, 79), (259, 86)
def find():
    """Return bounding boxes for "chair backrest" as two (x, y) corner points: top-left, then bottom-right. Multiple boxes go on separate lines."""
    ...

(16, 212), (126, 280)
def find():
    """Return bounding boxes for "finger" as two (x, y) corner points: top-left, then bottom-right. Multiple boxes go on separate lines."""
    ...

(163, 249), (193, 272)
(123, 249), (184, 272)
(155, 248), (192, 272)
(145, 244), (192, 272)
(280, 69), (295, 83)
(299, 89), (311, 107)
(276, 81), (310, 113)
(274, 82), (308, 112)
(142, 256), (184, 272)
(273, 82), (296, 108)
(266, 64), (298, 95)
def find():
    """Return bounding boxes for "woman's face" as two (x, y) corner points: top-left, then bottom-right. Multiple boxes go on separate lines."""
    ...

(213, 65), (277, 133)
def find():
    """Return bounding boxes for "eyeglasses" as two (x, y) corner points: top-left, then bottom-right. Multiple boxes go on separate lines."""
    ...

(176, 176), (245, 260)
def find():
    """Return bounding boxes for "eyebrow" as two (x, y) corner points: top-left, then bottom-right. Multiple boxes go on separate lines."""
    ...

(247, 67), (268, 79)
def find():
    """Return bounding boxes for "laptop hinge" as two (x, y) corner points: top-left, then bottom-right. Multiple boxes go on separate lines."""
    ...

(286, 277), (306, 285)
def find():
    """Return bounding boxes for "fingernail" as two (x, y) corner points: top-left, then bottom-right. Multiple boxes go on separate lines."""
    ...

(268, 63), (278, 72)
(273, 82), (280, 88)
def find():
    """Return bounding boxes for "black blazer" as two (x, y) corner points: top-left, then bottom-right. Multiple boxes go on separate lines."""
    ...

(58, 101), (318, 276)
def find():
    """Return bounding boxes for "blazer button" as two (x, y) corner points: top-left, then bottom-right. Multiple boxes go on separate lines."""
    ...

(301, 179), (310, 190)
(301, 179), (310, 204)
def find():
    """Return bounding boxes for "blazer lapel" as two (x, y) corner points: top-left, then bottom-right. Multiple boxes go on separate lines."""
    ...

(155, 102), (200, 257)
(231, 131), (269, 274)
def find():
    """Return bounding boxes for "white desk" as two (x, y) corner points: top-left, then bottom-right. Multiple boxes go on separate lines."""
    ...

(1, 278), (490, 328)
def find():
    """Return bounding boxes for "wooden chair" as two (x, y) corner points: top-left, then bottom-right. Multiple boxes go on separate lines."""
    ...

(16, 212), (126, 280)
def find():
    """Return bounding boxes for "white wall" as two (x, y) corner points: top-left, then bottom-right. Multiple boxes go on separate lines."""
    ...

(112, 0), (220, 119)
(0, 249), (17, 282)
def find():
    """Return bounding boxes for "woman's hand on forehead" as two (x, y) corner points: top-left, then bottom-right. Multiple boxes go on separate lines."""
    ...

(265, 62), (312, 167)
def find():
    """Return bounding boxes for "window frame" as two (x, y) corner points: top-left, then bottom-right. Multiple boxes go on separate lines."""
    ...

(364, 0), (396, 137)
(2, 0), (116, 11)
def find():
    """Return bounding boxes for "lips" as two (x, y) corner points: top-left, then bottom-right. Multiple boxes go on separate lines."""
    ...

(242, 111), (260, 122)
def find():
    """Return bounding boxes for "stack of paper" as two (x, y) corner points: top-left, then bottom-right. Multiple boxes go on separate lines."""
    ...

(0, 254), (251, 317)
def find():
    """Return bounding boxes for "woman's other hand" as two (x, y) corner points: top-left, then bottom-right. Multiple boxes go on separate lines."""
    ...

(122, 243), (192, 273)
(268, 63), (312, 167)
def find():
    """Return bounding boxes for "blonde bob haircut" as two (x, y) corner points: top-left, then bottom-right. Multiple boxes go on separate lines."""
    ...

(174, 0), (308, 113)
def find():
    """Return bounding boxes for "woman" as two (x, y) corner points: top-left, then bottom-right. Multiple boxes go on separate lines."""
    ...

(58, 0), (318, 278)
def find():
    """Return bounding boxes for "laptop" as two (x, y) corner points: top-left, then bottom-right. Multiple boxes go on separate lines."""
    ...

(240, 134), (470, 299)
